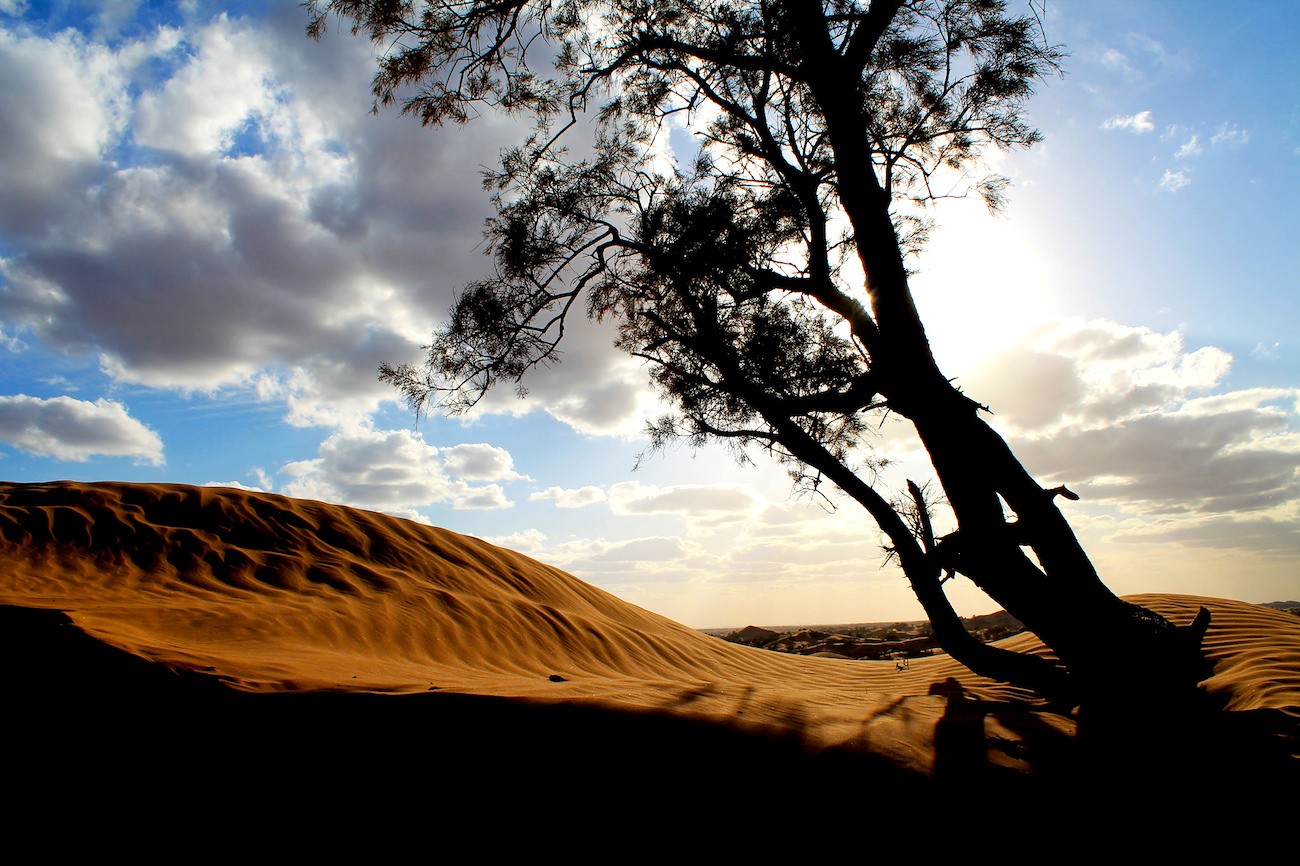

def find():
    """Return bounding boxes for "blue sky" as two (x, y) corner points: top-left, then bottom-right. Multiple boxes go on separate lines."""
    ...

(1, 1), (1297, 627)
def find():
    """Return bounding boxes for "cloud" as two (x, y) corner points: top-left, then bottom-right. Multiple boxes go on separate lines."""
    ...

(961, 318), (1231, 435)
(0, 26), (147, 236)
(1096, 35), (1189, 81)
(1174, 135), (1201, 159)
(530, 485), (607, 508)
(1101, 111), (1154, 134)
(1015, 392), (1300, 515)
(278, 428), (515, 514)
(1098, 48), (1134, 77)
(440, 443), (528, 481)
(202, 480), (266, 492)
(1105, 513), (1300, 556)
(0, 14), (559, 433)
(1159, 169), (1191, 192)
(0, 394), (163, 464)
(482, 528), (547, 553)
(607, 480), (764, 523)
(0, 13), (662, 439)
(956, 318), (1299, 521)
(1123, 33), (1190, 73)
(463, 316), (662, 436)
(542, 534), (711, 583)
(0, 325), (23, 351)
(1211, 122), (1250, 148)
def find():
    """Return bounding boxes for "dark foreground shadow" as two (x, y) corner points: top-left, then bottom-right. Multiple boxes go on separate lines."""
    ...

(3, 605), (1295, 844)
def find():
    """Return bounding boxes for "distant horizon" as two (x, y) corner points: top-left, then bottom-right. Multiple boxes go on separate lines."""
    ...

(1, 1), (1297, 628)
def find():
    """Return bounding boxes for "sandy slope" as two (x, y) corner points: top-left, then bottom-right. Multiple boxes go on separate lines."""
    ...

(2, 480), (1296, 796)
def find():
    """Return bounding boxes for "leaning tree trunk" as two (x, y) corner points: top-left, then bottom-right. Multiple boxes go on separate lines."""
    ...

(851, 168), (1210, 708)
(785, 0), (1211, 707)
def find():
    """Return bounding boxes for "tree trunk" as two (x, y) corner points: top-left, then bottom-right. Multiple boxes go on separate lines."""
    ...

(784, 0), (1211, 705)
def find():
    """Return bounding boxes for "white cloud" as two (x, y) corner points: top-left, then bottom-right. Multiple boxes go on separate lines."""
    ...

(1105, 513), (1299, 555)
(955, 319), (1299, 521)
(1101, 110), (1154, 134)
(0, 15), (670, 441)
(278, 428), (515, 514)
(133, 15), (282, 157)
(1159, 169), (1191, 191)
(1123, 33), (1190, 73)
(1016, 394), (1300, 515)
(440, 443), (528, 481)
(202, 480), (266, 492)
(1211, 122), (1250, 148)
(543, 534), (711, 582)
(1099, 48), (1135, 77)
(0, 394), (163, 464)
(466, 317), (662, 436)
(0, 27), (138, 235)
(961, 318), (1231, 435)
(1175, 134), (1201, 158)
(451, 484), (512, 510)
(607, 480), (764, 523)
(0, 15), (527, 430)
(0, 325), (23, 351)
(530, 485), (607, 508)
(482, 528), (547, 553)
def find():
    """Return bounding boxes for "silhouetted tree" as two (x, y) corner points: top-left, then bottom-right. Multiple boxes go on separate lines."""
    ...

(309, 0), (1209, 707)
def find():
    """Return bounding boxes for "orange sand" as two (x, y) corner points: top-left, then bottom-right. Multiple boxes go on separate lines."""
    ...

(2, 480), (1296, 814)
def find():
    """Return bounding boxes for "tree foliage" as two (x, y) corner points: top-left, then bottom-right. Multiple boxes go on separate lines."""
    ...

(310, 0), (1210, 706)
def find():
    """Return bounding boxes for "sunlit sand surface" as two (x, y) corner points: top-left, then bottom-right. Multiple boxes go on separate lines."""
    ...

(3, 480), (1295, 824)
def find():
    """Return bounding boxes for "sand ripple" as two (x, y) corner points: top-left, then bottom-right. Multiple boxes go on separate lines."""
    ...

(2, 480), (1295, 778)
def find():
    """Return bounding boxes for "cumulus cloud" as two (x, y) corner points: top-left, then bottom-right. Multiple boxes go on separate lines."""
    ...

(1106, 513), (1300, 556)
(1098, 48), (1136, 78)
(1211, 122), (1250, 148)
(202, 480), (266, 492)
(132, 15), (283, 157)
(957, 319), (1300, 521)
(962, 318), (1231, 434)
(440, 443), (528, 481)
(1175, 135), (1201, 159)
(482, 528), (547, 554)
(530, 485), (607, 508)
(0, 394), (163, 464)
(464, 316), (661, 436)
(0, 12), (671, 440)
(542, 534), (711, 583)
(1159, 169), (1191, 192)
(278, 428), (515, 514)
(0, 14), (607, 432)
(607, 480), (764, 524)
(1101, 111), (1154, 134)
(1017, 392), (1300, 515)
(528, 479), (766, 524)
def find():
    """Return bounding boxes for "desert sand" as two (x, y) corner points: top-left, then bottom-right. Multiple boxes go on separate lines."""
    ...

(2, 480), (1296, 826)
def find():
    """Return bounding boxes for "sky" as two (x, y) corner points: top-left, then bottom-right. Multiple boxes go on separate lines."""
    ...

(1, 1), (1297, 628)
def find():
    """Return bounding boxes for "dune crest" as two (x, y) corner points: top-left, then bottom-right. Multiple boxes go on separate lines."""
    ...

(2, 480), (1296, 782)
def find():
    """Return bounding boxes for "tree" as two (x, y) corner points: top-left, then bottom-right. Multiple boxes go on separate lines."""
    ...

(308, 0), (1210, 708)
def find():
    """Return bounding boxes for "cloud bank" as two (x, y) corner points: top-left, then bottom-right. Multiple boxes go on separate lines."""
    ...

(0, 394), (163, 464)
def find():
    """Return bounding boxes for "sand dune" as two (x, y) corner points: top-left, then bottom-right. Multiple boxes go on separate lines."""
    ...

(2, 480), (1296, 811)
